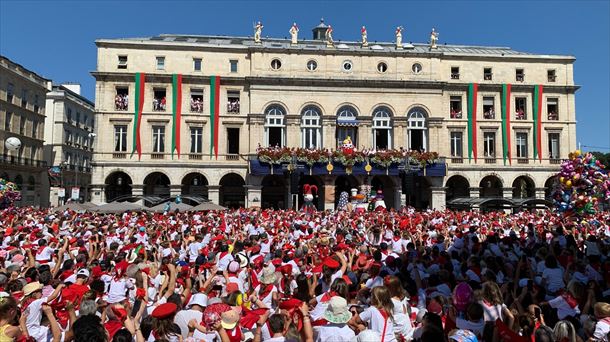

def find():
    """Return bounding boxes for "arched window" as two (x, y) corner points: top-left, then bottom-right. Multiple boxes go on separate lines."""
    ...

(301, 105), (321, 149)
(336, 105), (358, 148)
(372, 106), (393, 149)
(407, 107), (428, 151)
(264, 104), (286, 147)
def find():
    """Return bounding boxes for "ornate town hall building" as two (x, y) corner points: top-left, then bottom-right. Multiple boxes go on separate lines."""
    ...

(90, 21), (577, 210)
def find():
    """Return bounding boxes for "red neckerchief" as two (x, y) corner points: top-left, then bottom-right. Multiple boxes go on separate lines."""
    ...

(561, 292), (579, 309)
(226, 326), (242, 342)
(320, 291), (337, 303)
(258, 284), (274, 299)
(219, 251), (229, 260)
(470, 266), (481, 276)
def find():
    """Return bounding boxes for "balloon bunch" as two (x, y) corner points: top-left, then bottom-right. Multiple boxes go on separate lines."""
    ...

(0, 178), (21, 208)
(554, 150), (610, 215)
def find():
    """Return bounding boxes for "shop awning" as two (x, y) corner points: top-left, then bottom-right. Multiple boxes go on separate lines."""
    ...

(336, 119), (359, 127)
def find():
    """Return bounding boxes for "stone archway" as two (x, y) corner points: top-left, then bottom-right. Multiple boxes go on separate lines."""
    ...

(298, 175), (324, 211)
(512, 176), (536, 198)
(544, 176), (559, 200)
(480, 175), (503, 198)
(143, 172), (170, 206)
(371, 175), (396, 209)
(219, 173), (246, 209)
(261, 175), (286, 209)
(181, 172), (209, 203)
(446, 175), (470, 202)
(334, 175), (359, 207)
(104, 171), (133, 202)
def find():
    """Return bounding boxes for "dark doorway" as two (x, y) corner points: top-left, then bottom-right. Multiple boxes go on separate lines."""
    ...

(261, 175), (286, 209)
(104, 172), (133, 202)
(410, 130), (424, 151)
(375, 129), (389, 149)
(227, 128), (240, 154)
(268, 127), (282, 147)
(220, 173), (245, 209)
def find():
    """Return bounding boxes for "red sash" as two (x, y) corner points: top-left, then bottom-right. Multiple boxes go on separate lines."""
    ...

(320, 291), (337, 303)
(561, 292), (579, 309)
(378, 308), (389, 342)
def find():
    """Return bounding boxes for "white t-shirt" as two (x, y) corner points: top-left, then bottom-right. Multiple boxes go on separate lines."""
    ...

(592, 318), (610, 342)
(314, 324), (356, 342)
(391, 297), (412, 337)
(24, 297), (49, 342)
(359, 306), (396, 342)
(456, 318), (485, 338)
(174, 309), (203, 338)
(35, 246), (54, 262)
(542, 267), (565, 293)
(548, 295), (580, 320)
(481, 301), (506, 322)
(365, 276), (383, 289)
(188, 241), (203, 262)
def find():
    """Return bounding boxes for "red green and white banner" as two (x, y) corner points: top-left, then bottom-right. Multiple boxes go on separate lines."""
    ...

(501, 84), (512, 165)
(131, 73), (146, 160)
(171, 74), (182, 159)
(209, 76), (220, 159)
(467, 83), (478, 162)
(533, 85), (544, 161)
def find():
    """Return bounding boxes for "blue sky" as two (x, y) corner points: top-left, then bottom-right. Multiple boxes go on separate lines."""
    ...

(1, 0), (609, 150)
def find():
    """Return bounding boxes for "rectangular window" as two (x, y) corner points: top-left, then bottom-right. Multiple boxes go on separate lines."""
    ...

(450, 132), (463, 157)
(114, 125), (127, 152)
(483, 68), (492, 81)
(152, 126), (165, 153)
(548, 133), (560, 160)
(32, 121), (37, 138)
(516, 68), (525, 82)
(65, 130), (72, 144)
(483, 97), (495, 119)
(190, 127), (203, 153)
(193, 58), (202, 71)
(227, 128), (240, 154)
(515, 97), (527, 120)
(67, 108), (72, 124)
(156, 56), (165, 70)
(484, 132), (496, 157)
(451, 67), (460, 80)
(190, 89), (203, 113)
(547, 98), (558, 120)
(7, 83), (14, 103)
(449, 96), (462, 119)
(516, 132), (528, 158)
(227, 90), (240, 114)
(76, 112), (81, 127)
(118, 55), (128, 69)
(4, 112), (12, 131)
(547, 69), (556, 82)
(19, 117), (26, 135)
(153, 89), (167, 111)
(115, 87), (129, 111)
(21, 89), (28, 107)
(33, 94), (39, 113)
(230, 60), (238, 73)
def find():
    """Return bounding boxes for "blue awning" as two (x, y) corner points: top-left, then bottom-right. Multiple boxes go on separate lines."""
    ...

(336, 119), (359, 127)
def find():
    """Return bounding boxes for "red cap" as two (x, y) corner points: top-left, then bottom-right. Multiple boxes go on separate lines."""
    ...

(151, 303), (177, 319)
(278, 298), (302, 311)
(322, 257), (340, 269)
(226, 282), (240, 294)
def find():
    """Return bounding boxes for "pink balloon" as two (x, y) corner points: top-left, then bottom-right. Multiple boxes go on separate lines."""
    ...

(453, 282), (473, 312)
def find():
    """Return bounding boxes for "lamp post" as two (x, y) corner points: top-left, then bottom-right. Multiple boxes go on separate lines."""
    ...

(59, 161), (67, 206)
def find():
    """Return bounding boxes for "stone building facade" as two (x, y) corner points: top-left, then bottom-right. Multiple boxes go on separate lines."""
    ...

(0, 55), (50, 207)
(43, 84), (95, 206)
(90, 23), (577, 210)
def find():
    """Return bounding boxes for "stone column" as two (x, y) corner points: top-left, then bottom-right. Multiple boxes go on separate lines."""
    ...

(430, 187), (447, 210)
(132, 185), (145, 206)
(394, 186), (404, 209)
(90, 184), (105, 205)
(169, 184), (182, 198)
(469, 187), (480, 198)
(208, 185), (220, 204)
(245, 185), (262, 208)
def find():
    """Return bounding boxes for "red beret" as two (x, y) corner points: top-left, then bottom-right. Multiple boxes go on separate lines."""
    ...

(271, 259), (282, 267)
(279, 298), (302, 311)
(151, 303), (177, 319)
(322, 257), (340, 269)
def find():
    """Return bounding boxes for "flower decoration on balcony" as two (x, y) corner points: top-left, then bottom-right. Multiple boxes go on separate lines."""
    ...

(332, 149), (365, 167)
(295, 148), (329, 166)
(369, 149), (404, 168)
(256, 145), (293, 165)
(406, 151), (440, 167)
(0, 178), (21, 208)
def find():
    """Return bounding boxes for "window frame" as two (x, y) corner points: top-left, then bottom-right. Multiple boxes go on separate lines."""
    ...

(114, 125), (128, 152)
(412, 63), (423, 74)
(193, 58), (202, 72)
(548, 132), (560, 159)
(301, 106), (322, 149)
(156, 56), (166, 70)
(516, 132), (528, 158)
(230, 60), (238, 73)
(483, 132), (496, 157)
(152, 126), (166, 153)
(450, 131), (463, 157)
(117, 55), (128, 69)
(377, 62), (388, 73)
(270, 58), (282, 70)
(190, 127), (203, 153)
(306, 60), (318, 72)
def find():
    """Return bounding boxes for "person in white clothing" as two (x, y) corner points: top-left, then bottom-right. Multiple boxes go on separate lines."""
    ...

(314, 296), (355, 342)
(349, 286), (397, 342)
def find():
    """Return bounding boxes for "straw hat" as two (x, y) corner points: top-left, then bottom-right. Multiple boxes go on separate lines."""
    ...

(259, 266), (277, 285)
(23, 282), (43, 296)
(323, 296), (352, 324)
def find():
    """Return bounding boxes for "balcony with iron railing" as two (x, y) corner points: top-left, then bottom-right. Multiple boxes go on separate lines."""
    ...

(0, 155), (47, 168)
(101, 152), (249, 163)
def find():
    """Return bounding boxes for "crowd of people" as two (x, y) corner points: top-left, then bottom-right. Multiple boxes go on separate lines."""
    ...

(0, 205), (609, 342)
(115, 94), (128, 111)
(191, 98), (204, 113)
(153, 97), (167, 111)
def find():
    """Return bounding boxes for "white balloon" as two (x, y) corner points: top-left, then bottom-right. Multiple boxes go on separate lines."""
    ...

(4, 137), (21, 151)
